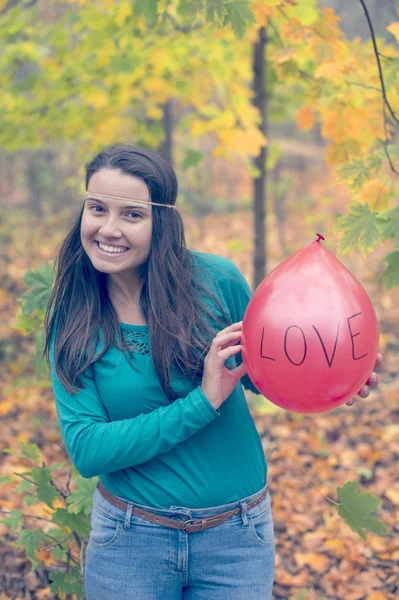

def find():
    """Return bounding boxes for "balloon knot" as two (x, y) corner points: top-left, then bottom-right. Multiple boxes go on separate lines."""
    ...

(316, 233), (325, 243)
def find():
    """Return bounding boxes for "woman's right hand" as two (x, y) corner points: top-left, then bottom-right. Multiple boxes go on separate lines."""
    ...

(200, 321), (248, 411)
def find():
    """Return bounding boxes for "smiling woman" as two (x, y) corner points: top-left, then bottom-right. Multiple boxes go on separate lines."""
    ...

(42, 143), (275, 600)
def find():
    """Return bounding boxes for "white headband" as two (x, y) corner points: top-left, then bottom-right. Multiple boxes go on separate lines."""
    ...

(84, 191), (177, 209)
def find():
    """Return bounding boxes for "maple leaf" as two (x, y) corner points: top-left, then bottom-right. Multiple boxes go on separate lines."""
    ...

(381, 251), (399, 290)
(225, 0), (257, 40)
(334, 202), (383, 255)
(336, 481), (389, 541)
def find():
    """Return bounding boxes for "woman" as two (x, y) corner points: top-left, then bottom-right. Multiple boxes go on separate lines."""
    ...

(44, 144), (381, 600)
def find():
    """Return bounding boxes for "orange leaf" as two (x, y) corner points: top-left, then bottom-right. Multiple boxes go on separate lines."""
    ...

(295, 106), (315, 131)
(294, 551), (331, 573)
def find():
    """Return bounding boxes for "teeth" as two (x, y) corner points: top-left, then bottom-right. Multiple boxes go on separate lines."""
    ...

(98, 243), (128, 254)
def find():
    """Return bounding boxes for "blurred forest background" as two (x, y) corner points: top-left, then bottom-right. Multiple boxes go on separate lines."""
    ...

(0, 0), (398, 599)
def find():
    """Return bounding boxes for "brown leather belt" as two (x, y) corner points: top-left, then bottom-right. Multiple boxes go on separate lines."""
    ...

(97, 481), (268, 534)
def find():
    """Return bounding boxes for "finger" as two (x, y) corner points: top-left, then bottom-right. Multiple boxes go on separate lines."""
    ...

(216, 344), (243, 362)
(216, 322), (242, 336)
(213, 331), (242, 351)
(357, 385), (370, 399)
(375, 353), (383, 369)
(232, 361), (247, 380)
(346, 398), (355, 406)
(365, 373), (379, 387)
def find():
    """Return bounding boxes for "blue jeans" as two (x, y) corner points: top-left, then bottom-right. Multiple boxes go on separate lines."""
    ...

(83, 480), (275, 599)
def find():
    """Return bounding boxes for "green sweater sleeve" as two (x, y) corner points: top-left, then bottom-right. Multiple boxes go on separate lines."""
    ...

(49, 343), (220, 479)
(222, 260), (262, 395)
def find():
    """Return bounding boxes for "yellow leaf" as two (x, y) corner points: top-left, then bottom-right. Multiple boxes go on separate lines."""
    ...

(146, 105), (163, 119)
(295, 106), (315, 131)
(251, 2), (276, 27)
(386, 22), (399, 43)
(294, 551), (331, 573)
(323, 538), (348, 557)
(271, 47), (298, 65)
(358, 179), (391, 211)
(325, 140), (361, 166)
(382, 425), (399, 442)
(281, 18), (306, 43)
(385, 487), (399, 506)
(217, 128), (267, 158)
(0, 399), (14, 416)
(85, 90), (109, 109)
(115, 0), (132, 27)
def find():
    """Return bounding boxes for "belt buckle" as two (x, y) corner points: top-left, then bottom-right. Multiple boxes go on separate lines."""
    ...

(182, 518), (202, 533)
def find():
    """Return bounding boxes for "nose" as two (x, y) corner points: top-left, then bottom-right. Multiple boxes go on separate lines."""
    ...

(98, 217), (123, 238)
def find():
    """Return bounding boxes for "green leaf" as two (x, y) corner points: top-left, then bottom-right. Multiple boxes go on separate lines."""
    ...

(66, 476), (98, 516)
(52, 508), (90, 537)
(336, 159), (369, 190)
(336, 481), (389, 541)
(334, 202), (383, 255)
(23, 494), (37, 507)
(381, 251), (399, 290)
(0, 475), (13, 485)
(52, 546), (68, 561)
(12, 313), (43, 334)
(2, 509), (23, 532)
(31, 467), (59, 508)
(205, 0), (227, 24)
(225, 1), (257, 40)
(182, 149), (204, 170)
(293, 0), (319, 26)
(49, 566), (84, 599)
(19, 441), (41, 462)
(48, 461), (67, 471)
(380, 206), (399, 245)
(16, 528), (45, 563)
(357, 467), (373, 480)
(16, 479), (34, 493)
(18, 261), (55, 316)
(33, 328), (48, 381)
(134, 0), (158, 27)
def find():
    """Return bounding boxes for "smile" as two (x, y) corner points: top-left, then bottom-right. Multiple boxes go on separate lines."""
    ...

(96, 241), (130, 256)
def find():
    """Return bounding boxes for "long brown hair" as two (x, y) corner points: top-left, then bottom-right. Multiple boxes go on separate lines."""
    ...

(43, 144), (230, 401)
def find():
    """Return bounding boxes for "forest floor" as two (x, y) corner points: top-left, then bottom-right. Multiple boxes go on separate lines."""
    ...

(1, 206), (398, 600)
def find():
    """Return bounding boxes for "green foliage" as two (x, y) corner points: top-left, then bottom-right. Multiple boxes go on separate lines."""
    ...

(334, 203), (385, 255)
(381, 251), (399, 290)
(336, 481), (389, 541)
(182, 149), (204, 170)
(1, 441), (96, 599)
(17, 261), (55, 315)
(13, 261), (55, 379)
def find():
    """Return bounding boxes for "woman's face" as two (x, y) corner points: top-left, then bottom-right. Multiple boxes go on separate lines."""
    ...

(81, 168), (153, 276)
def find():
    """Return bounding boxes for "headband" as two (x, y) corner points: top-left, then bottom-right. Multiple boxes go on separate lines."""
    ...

(84, 191), (177, 209)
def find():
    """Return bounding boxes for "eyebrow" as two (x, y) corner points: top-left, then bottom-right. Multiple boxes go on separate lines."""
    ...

(85, 196), (151, 211)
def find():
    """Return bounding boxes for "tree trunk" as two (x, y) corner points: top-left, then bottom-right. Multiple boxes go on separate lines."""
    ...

(25, 153), (43, 217)
(252, 26), (268, 289)
(157, 99), (174, 167)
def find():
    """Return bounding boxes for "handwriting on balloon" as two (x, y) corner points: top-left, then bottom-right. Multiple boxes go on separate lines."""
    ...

(259, 312), (368, 368)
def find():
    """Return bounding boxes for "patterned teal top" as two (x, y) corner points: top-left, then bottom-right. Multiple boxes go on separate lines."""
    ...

(49, 250), (267, 508)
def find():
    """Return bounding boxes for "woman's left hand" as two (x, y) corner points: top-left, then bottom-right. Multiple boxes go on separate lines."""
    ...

(345, 352), (383, 407)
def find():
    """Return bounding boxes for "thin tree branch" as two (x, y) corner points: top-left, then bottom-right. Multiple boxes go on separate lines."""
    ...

(0, 508), (54, 524)
(377, 52), (395, 61)
(359, 0), (398, 126)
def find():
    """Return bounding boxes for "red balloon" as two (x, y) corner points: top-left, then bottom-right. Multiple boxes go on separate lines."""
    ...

(242, 234), (379, 414)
